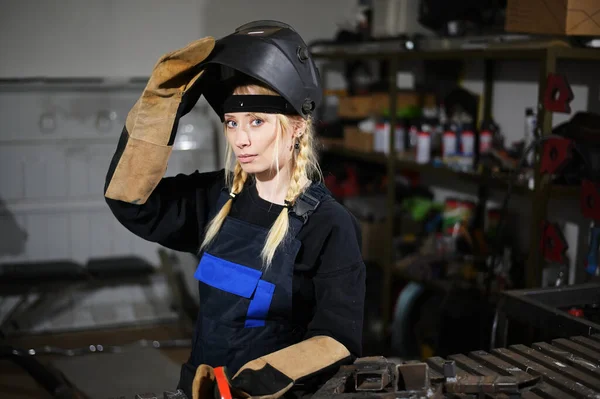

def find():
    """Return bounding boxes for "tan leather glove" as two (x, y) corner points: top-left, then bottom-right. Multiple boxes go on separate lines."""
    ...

(193, 365), (250, 399)
(191, 337), (349, 399)
(229, 336), (351, 398)
(104, 36), (215, 204)
(192, 364), (216, 399)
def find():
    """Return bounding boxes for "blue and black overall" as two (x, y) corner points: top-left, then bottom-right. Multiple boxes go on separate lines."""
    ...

(105, 170), (366, 398)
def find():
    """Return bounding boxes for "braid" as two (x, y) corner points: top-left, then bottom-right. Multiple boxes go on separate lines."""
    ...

(261, 119), (316, 268)
(286, 130), (311, 202)
(231, 161), (248, 194)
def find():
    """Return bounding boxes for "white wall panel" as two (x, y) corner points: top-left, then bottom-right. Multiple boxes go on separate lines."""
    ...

(66, 146), (92, 198)
(0, 148), (25, 201)
(22, 146), (68, 199)
(89, 148), (115, 196)
(88, 210), (114, 259)
(46, 214), (71, 259)
(24, 213), (52, 260)
(0, 212), (28, 261)
(0, 91), (132, 142)
(69, 213), (92, 264)
(111, 218), (137, 256)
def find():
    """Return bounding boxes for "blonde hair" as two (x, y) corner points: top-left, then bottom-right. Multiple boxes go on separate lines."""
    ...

(200, 80), (322, 269)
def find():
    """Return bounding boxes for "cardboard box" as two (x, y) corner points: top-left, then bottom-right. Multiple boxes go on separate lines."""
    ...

(344, 127), (374, 152)
(338, 92), (436, 119)
(506, 0), (600, 36)
(338, 95), (374, 119)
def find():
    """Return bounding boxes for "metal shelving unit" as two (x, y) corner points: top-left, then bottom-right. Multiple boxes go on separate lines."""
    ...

(320, 142), (582, 199)
(312, 39), (600, 333)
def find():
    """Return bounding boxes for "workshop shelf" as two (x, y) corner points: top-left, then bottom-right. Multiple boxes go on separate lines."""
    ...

(313, 36), (600, 337)
(311, 40), (600, 63)
(320, 142), (583, 200)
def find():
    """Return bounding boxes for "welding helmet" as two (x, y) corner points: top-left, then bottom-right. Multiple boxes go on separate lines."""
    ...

(183, 20), (322, 121)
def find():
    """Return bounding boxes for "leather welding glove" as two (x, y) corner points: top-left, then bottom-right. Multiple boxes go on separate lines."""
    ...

(227, 336), (351, 398)
(192, 365), (216, 399)
(104, 36), (215, 204)
(192, 365), (248, 399)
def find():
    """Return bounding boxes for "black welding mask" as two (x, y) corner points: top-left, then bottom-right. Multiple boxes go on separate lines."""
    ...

(182, 20), (322, 121)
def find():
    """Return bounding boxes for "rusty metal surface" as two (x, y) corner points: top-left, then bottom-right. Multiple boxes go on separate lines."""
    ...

(312, 335), (600, 399)
(354, 357), (393, 392)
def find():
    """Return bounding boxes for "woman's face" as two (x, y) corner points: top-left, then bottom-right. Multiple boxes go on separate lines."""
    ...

(224, 93), (295, 177)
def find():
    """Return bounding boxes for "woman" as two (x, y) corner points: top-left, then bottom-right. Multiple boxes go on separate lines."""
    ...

(104, 21), (366, 399)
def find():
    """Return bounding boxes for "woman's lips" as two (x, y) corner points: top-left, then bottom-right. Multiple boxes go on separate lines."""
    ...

(238, 154), (257, 164)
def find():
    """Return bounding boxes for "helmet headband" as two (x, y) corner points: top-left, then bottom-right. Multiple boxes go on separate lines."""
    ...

(222, 95), (297, 118)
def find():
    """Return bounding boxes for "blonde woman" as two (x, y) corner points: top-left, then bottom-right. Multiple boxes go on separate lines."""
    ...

(104, 21), (365, 399)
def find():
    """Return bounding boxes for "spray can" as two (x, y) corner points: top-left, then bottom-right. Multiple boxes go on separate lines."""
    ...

(416, 125), (431, 164)
(461, 129), (475, 157)
(479, 129), (493, 154)
(442, 129), (457, 160)
(460, 126), (475, 170)
(375, 121), (407, 154)
(374, 120), (388, 153)
(395, 124), (406, 153)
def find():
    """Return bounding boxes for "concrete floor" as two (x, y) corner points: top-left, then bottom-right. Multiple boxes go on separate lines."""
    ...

(1, 322), (193, 399)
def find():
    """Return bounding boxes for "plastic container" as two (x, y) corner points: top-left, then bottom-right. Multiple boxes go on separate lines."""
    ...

(461, 130), (475, 156)
(416, 130), (431, 164)
(443, 198), (461, 235)
(442, 130), (457, 158)
(374, 121), (406, 153)
(443, 198), (476, 236)
(479, 130), (493, 154)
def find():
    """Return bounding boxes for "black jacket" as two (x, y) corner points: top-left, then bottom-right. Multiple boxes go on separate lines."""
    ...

(105, 168), (366, 358)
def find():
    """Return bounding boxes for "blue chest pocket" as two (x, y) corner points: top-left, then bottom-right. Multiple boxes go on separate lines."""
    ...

(195, 253), (275, 327)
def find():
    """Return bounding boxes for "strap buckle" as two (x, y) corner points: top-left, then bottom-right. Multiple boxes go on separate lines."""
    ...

(292, 191), (320, 224)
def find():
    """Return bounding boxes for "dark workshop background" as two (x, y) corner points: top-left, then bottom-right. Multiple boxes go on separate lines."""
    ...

(1, 1), (600, 398)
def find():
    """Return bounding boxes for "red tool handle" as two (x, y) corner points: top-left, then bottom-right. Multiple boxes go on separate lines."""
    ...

(214, 366), (233, 399)
(568, 308), (584, 317)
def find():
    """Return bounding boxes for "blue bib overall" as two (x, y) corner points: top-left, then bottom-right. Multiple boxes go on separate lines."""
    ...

(178, 182), (331, 397)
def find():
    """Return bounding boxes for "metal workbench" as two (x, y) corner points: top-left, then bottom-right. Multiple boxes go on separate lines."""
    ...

(313, 334), (600, 398)
(125, 335), (600, 398)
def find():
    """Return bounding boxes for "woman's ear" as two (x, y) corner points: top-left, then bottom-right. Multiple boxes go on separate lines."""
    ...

(292, 117), (307, 139)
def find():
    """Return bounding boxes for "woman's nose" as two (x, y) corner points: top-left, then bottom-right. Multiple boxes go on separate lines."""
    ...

(235, 128), (250, 148)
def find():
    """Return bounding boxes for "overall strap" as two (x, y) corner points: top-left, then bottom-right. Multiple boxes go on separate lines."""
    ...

(212, 187), (231, 218)
(288, 182), (332, 238)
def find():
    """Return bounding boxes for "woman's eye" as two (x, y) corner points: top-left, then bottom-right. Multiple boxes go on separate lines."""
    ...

(226, 120), (237, 128)
(251, 119), (264, 127)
